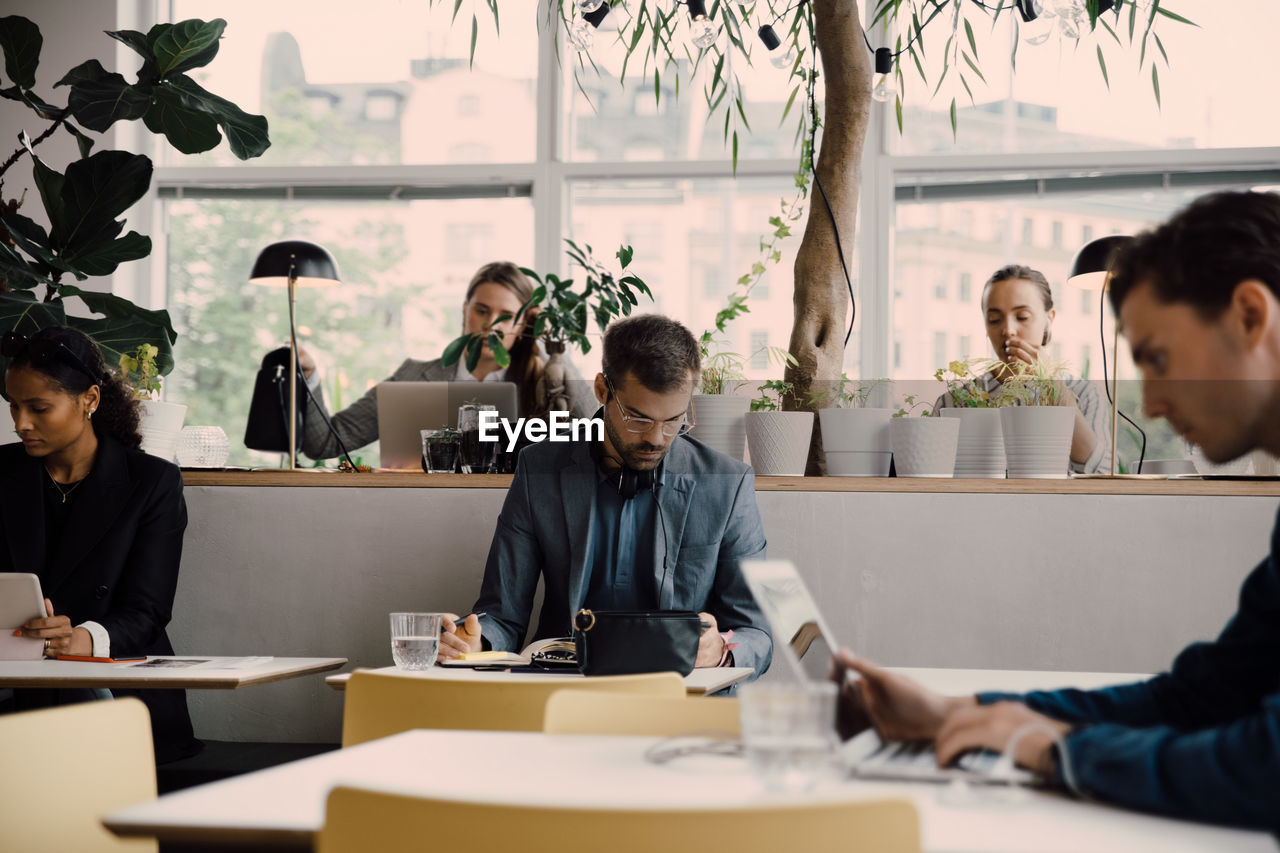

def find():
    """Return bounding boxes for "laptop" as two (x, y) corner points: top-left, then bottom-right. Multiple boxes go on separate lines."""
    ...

(741, 559), (1030, 785)
(375, 381), (518, 469)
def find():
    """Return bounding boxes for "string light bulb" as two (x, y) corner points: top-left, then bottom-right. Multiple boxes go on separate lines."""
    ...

(757, 24), (794, 68)
(567, 18), (594, 51)
(687, 0), (717, 50)
(576, 0), (605, 14)
(871, 47), (895, 103)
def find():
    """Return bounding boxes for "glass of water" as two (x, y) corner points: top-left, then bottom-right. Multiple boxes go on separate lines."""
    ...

(389, 612), (442, 670)
(738, 682), (839, 793)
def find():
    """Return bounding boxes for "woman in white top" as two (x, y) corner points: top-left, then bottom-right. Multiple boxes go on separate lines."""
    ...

(938, 264), (1111, 474)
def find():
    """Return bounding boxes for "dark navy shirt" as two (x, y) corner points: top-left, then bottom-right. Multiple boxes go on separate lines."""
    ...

(581, 465), (662, 611)
(980, 504), (1280, 832)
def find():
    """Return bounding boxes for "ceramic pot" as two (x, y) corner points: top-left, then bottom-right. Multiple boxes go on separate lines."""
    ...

(818, 408), (892, 477)
(999, 406), (1074, 478)
(745, 410), (814, 476)
(689, 394), (750, 461)
(138, 399), (188, 463)
(889, 417), (959, 478)
(939, 408), (1005, 478)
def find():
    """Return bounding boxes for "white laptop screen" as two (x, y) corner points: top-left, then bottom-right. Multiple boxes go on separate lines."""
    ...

(741, 559), (842, 682)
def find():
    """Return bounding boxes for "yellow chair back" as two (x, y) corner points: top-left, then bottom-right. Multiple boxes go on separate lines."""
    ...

(341, 670), (685, 747)
(317, 785), (921, 853)
(544, 689), (741, 737)
(0, 697), (157, 852)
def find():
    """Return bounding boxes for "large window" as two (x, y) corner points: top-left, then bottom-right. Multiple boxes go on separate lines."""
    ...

(127, 0), (1280, 468)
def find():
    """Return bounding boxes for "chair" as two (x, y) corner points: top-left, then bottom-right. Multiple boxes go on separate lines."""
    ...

(0, 697), (158, 852)
(340, 670), (685, 747)
(544, 689), (741, 737)
(316, 785), (921, 853)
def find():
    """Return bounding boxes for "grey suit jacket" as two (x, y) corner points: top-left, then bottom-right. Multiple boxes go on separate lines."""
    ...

(472, 435), (773, 677)
(302, 356), (598, 459)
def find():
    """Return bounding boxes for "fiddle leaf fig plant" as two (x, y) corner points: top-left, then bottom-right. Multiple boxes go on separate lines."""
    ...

(0, 15), (269, 380)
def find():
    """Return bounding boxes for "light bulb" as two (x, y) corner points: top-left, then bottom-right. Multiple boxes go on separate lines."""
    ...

(576, 0), (605, 13)
(1020, 15), (1053, 45)
(769, 45), (796, 70)
(567, 19), (594, 51)
(690, 17), (717, 50)
(871, 76), (895, 103)
(1055, 10), (1082, 39)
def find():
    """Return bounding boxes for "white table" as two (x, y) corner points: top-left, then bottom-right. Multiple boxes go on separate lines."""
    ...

(104, 727), (1275, 852)
(323, 665), (755, 696)
(0, 656), (347, 689)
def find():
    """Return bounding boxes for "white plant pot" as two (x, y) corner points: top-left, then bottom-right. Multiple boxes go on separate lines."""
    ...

(999, 406), (1074, 479)
(889, 417), (959, 478)
(939, 408), (1005, 478)
(745, 411), (814, 476)
(689, 394), (750, 461)
(818, 408), (892, 477)
(138, 399), (188, 463)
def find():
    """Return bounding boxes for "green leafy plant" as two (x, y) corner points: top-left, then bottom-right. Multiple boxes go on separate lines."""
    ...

(807, 374), (887, 409)
(118, 343), (161, 400)
(893, 395), (935, 418)
(441, 241), (652, 372)
(934, 358), (1001, 408)
(751, 379), (799, 413)
(697, 340), (746, 396)
(0, 16), (269, 377)
(994, 359), (1075, 407)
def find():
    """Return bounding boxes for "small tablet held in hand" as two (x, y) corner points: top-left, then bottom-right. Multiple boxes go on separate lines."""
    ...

(0, 573), (48, 661)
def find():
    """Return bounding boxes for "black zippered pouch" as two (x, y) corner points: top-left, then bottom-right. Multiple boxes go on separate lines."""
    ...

(572, 609), (702, 676)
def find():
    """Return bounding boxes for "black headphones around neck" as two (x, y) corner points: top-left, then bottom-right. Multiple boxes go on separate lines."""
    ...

(589, 440), (659, 500)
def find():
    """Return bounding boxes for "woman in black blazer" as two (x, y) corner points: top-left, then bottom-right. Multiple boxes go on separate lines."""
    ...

(2, 326), (200, 763)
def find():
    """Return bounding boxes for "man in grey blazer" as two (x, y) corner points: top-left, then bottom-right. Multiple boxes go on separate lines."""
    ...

(439, 314), (772, 677)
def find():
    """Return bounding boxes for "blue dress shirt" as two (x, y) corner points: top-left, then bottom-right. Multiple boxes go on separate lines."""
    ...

(582, 466), (660, 611)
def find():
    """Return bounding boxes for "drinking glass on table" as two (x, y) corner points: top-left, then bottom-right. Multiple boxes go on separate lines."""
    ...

(738, 682), (839, 793)
(389, 612), (442, 670)
(458, 404), (497, 474)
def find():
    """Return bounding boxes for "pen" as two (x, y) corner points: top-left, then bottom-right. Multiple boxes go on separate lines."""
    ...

(56, 655), (147, 663)
(446, 612), (486, 627)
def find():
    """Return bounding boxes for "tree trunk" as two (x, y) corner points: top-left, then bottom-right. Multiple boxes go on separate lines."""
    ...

(784, 0), (873, 476)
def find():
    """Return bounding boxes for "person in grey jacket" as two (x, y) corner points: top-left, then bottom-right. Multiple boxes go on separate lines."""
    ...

(438, 314), (773, 677)
(298, 261), (595, 460)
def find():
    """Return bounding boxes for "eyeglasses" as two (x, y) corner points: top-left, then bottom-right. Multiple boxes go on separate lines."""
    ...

(606, 378), (695, 437)
(1, 331), (101, 384)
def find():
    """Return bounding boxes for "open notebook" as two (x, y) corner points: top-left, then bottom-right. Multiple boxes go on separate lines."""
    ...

(740, 559), (1031, 785)
(443, 637), (576, 669)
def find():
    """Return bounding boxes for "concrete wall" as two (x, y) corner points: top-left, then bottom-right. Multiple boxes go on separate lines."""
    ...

(174, 485), (1271, 742)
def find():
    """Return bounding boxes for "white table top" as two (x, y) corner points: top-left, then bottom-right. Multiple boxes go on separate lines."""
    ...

(104, 727), (1275, 852)
(0, 656), (347, 689)
(323, 665), (755, 696)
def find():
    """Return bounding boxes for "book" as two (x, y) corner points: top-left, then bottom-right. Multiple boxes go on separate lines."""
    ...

(442, 637), (576, 668)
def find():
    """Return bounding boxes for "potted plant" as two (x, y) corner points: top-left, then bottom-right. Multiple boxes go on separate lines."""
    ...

(119, 343), (187, 461)
(994, 359), (1076, 479)
(688, 339), (750, 461)
(0, 17), (269, 381)
(745, 375), (813, 477)
(808, 374), (891, 477)
(890, 395), (959, 478)
(935, 358), (1006, 479)
(441, 241), (652, 415)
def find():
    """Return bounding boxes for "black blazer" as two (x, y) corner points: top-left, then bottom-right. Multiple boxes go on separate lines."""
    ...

(0, 436), (199, 762)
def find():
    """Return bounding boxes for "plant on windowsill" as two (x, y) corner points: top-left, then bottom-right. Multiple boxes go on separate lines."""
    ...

(119, 343), (187, 461)
(687, 342), (750, 461)
(440, 241), (652, 417)
(992, 359), (1076, 478)
(933, 358), (1006, 478)
(807, 375), (892, 477)
(0, 16), (270, 385)
(745, 358), (813, 477)
(889, 394), (958, 478)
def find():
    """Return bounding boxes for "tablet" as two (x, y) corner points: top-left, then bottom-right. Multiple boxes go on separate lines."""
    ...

(0, 573), (48, 661)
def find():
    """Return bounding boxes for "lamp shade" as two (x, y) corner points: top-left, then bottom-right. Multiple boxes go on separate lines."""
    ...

(249, 240), (341, 288)
(1067, 234), (1131, 291)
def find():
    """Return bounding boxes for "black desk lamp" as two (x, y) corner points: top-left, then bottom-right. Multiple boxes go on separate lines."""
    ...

(1068, 235), (1133, 476)
(249, 240), (341, 468)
